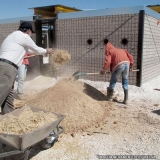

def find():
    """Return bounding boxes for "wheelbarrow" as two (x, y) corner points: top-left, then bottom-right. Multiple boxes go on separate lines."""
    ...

(0, 106), (66, 160)
(72, 69), (139, 80)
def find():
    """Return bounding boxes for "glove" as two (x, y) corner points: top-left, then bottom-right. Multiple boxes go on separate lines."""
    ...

(129, 67), (133, 72)
(100, 69), (106, 75)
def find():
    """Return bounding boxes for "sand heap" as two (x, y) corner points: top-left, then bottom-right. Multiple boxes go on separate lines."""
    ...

(27, 79), (105, 133)
(0, 106), (57, 135)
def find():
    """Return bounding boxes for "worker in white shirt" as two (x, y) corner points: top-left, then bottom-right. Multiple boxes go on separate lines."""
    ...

(0, 21), (53, 114)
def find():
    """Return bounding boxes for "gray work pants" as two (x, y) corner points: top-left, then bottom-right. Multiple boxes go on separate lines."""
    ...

(0, 61), (18, 114)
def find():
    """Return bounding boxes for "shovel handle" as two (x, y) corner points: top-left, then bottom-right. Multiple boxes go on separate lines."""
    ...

(87, 69), (139, 75)
(87, 72), (110, 75)
(86, 73), (100, 75)
(25, 55), (36, 58)
(132, 69), (139, 72)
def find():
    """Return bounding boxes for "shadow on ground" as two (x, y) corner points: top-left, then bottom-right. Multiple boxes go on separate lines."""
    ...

(83, 83), (107, 101)
(152, 109), (160, 115)
(0, 143), (46, 160)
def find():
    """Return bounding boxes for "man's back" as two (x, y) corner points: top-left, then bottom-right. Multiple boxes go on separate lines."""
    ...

(110, 48), (130, 64)
(0, 31), (28, 66)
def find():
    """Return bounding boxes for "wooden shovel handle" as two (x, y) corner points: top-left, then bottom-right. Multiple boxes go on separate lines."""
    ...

(86, 72), (110, 75)
(86, 73), (100, 75)
(132, 69), (139, 72)
(87, 69), (139, 75)
(25, 55), (36, 58)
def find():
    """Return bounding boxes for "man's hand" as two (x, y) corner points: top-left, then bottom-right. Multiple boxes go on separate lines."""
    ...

(100, 69), (106, 75)
(129, 67), (133, 72)
(157, 20), (160, 25)
(46, 48), (54, 55)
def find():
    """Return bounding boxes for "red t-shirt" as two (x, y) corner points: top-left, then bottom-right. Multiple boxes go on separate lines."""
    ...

(22, 53), (29, 65)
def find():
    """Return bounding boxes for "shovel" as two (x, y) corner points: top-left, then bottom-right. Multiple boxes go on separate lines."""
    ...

(72, 69), (139, 81)
(72, 70), (110, 81)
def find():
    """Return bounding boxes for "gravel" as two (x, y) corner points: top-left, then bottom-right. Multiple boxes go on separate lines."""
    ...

(30, 75), (160, 160)
(1, 75), (160, 160)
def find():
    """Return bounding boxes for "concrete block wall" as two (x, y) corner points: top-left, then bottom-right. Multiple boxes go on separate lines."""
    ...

(142, 15), (160, 84)
(55, 14), (139, 85)
(0, 23), (19, 45)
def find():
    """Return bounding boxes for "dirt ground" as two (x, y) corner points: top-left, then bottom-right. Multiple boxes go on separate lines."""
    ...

(0, 75), (160, 160)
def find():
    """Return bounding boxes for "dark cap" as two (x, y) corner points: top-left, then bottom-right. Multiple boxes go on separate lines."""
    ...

(19, 22), (35, 33)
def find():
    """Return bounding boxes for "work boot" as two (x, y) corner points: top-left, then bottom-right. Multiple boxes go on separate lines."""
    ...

(106, 87), (114, 101)
(123, 89), (128, 105)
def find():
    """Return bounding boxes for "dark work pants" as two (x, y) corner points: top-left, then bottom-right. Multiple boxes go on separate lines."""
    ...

(0, 61), (18, 114)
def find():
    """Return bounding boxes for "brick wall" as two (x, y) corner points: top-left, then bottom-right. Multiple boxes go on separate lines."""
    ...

(0, 23), (19, 44)
(55, 14), (139, 85)
(142, 15), (160, 84)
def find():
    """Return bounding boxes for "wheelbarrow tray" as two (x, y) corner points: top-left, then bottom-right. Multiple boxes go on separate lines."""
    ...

(0, 106), (65, 150)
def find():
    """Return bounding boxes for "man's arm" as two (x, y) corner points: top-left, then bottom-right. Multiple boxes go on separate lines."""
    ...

(100, 50), (111, 75)
(125, 50), (134, 67)
(24, 36), (53, 55)
(103, 53), (111, 70)
(125, 50), (134, 72)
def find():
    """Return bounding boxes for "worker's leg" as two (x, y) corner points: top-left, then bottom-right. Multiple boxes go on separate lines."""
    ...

(109, 65), (124, 90)
(122, 64), (129, 104)
(17, 64), (27, 95)
(1, 86), (14, 114)
(122, 64), (129, 90)
(106, 87), (114, 101)
(0, 62), (18, 114)
(108, 65), (124, 101)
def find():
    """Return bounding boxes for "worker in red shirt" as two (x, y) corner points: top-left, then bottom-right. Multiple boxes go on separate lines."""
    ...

(100, 42), (134, 104)
(17, 53), (35, 99)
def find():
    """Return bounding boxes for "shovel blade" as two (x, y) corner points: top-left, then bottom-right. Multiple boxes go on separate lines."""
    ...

(72, 70), (80, 77)
(72, 70), (88, 81)
(72, 70), (80, 81)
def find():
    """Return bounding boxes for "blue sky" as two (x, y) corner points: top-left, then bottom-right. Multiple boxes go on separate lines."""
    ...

(0, 0), (159, 19)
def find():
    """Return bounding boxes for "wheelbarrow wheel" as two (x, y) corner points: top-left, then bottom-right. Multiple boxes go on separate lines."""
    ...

(40, 138), (58, 149)
(40, 127), (59, 149)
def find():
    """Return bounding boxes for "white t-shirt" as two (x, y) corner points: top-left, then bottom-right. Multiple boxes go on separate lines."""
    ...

(0, 31), (47, 67)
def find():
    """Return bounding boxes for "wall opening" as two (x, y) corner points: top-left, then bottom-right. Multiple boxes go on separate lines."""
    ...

(121, 38), (128, 46)
(87, 39), (93, 45)
(103, 38), (109, 45)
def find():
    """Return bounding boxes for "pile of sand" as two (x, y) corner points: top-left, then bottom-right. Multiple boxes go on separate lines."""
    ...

(27, 79), (105, 133)
(0, 106), (57, 135)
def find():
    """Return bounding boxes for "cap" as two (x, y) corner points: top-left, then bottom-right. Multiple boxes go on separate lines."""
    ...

(19, 22), (35, 33)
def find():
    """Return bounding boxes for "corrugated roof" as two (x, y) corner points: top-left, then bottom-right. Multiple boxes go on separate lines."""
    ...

(29, 4), (81, 11)
(147, 4), (160, 13)
(29, 4), (82, 18)
(57, 5), (160, 19)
